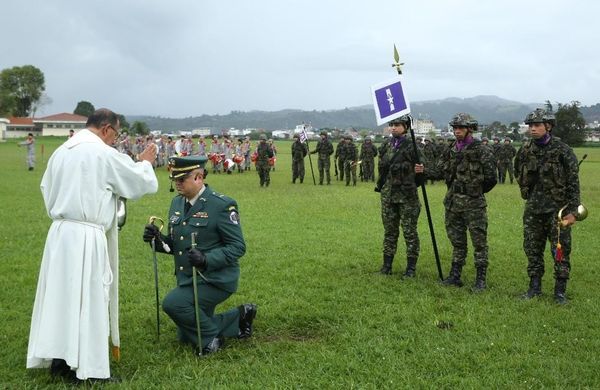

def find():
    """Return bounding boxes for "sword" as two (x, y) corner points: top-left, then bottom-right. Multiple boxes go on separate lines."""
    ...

(148, 216), (167, 340)
(190, 232), (203, 356)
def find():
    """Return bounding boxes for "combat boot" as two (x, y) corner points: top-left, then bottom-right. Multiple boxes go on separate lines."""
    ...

(472, 266), (487, 292)
(402, 257), (417, 278)
(442, 262), (464, 287)
(554, 278), (568, 305)
(521, 276), (542, 299)
(379, 255), (393, 275)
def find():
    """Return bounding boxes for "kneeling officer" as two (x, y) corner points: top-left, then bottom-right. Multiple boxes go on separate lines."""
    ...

(143, 155), (256, 354)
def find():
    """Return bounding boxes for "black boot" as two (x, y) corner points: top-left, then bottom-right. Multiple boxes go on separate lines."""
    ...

(442, 262), (464, 287)
(472, 266), (487, 292)
(402, 257), (417, 278)
(379, 255), (393, 275)
(554, 278), (568, 305)
(521, 276), (542, 299)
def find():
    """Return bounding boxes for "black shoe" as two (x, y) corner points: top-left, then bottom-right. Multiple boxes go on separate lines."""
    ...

(238, 303), (257, 339)
(50, 359), (73, 379)
(28, 167), (34, 171)
(521, 276), (542, 299)
(199, 336), (224, 355)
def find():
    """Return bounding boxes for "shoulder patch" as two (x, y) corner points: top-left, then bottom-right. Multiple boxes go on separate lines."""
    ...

(229, 210), (240, 225)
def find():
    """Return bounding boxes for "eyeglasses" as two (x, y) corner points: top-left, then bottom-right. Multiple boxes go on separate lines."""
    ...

(107, 125), (120, 138)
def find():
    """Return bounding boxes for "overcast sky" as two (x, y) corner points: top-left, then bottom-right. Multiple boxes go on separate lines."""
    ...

(2, 0), (599, 118)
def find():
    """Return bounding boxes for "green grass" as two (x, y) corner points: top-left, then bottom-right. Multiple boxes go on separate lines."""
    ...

(1, 137), (599, 388)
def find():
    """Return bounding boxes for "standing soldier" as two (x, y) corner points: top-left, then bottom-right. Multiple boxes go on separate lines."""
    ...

(427, 113), (497, 291)
(497, 137), (516, 184)
(376, 115), (425, 277)
(360, 137), (378, 182)
(334, 136), (347, 181)
(291, 133), (308, 184)
(242, 136), (252, 171)
(515, 109), (581, 304)
(197, 136), (207, 157)
(344, 136), (358, 186)
(492, 137), (502, 182)
(310, 130), (334, 185)
(210, 135), (223, 174)
(256, 134), (274, 187)
(422, 138), (438, 185)
(18, 132), (36, 171)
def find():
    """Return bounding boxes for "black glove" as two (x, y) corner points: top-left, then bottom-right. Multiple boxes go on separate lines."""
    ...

(143, 224), (161, 243)
(188, 248), (207, 271)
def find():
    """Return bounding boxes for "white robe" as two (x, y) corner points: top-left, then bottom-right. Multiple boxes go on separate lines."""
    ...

(27, 129), (158, 380)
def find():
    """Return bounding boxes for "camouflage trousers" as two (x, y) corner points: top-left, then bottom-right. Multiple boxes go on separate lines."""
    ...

(317, 158), (331, 184)
(445, 207), (488, 268)
(344, 162), (357, 185)
(337, 158), (345, 180)
(362, 159), (375, 181)
(523, 209), (571, 279)
(381, 197), (421, 259)
(292, 159), (305, 181)
(498, 162), (514, 183)
(257, 162), (271, 186)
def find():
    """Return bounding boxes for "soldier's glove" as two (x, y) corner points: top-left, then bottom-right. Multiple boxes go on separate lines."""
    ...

(143, 224), (161, 243)
(374, 186), (381, 193)
(188, 248), (207, 271)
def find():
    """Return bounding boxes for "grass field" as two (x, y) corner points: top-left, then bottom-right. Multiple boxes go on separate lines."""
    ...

(1, 136), (599, 389)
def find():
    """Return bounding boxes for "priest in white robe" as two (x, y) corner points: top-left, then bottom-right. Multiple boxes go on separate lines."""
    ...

(27, 108), (159, 382)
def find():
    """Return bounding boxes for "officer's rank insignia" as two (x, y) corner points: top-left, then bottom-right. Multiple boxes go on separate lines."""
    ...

(193, 212), (208, 218)
(170, 215), (180, 224)
(229, 210), (240, 225)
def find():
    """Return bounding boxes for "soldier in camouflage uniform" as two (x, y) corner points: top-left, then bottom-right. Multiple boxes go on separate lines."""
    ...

(255, 134), (274, 187)
(514, 109), (580, 304)
(334, 137), (347, 181)
(497, 137), (516, 184)
(492, 137), (502, 182)
(310, 130), (334, 185)
(359, 137), (378, 182)
(376, 115), (425, 277)
(422, 138), (437, 184)
(427, 113), (497, 291)
(291, 133), (308, 184)
(343, 135), (358, 186)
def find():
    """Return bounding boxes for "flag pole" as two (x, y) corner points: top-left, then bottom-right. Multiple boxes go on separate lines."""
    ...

(392, 45), (444, 281)
(302, 124), (317, 185)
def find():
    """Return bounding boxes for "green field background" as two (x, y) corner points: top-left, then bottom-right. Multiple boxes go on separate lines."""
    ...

(1, 137), (599, 388)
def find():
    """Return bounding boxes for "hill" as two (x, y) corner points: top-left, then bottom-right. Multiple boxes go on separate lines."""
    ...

(127, 95), (565, 132)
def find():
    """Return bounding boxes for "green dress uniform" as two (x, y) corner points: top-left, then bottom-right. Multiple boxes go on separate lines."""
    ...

(154, 157), (247, 350)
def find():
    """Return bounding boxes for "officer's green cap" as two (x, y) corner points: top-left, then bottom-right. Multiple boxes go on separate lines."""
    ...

(168, 156), (208, 180)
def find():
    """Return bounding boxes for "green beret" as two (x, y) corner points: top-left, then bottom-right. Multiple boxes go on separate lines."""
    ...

(168, 156), (208, 179)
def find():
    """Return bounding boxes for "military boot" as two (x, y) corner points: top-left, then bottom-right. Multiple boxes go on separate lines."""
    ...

(442, 262), (464, 287)
(521, 276), (542, 299)
(402, 257), (417, 278)
(554, 278), (568, 305)
(472, 266), (487, 292)
(379, 255), (393, 275)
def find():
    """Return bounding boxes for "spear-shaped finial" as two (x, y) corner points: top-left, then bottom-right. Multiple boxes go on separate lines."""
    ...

(392, 44), (404, 75)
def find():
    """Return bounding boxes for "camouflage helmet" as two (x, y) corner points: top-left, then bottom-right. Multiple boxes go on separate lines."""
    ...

(259, 134), (267, 140)
(449, 113), (478, 130)
(388, 114), (412, 128)
(524, 108), (555, 126)
(292, 133), (300, 139)
(320, 130), (328, 136)
(482, 137), (489, 142)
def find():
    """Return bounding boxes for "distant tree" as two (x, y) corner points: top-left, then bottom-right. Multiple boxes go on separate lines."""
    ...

(554, 101), (586, 146)
(0, 65), (46, 117)
(487, 121), (507, 137)
(118, 114), (130, 131)
(0, 89), (16, 117)
(130, 120), (150, 135)
(74, 101), (95, 117)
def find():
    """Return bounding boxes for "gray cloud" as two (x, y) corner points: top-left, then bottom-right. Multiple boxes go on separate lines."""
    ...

(2, 0), (598, 118)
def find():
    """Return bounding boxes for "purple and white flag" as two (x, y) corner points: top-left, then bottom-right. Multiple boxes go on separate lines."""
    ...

(371, 75), (411, 126)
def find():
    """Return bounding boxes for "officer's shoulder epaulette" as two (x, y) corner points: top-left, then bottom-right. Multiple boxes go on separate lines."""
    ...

(209, 190), (234, 204)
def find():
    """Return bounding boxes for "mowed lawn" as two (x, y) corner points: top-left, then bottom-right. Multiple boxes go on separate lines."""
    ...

(1, 137), (599, 388)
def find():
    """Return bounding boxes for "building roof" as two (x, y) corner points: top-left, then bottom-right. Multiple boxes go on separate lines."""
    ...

(35, 113), (88, 122)
(9, 117), (34, 125)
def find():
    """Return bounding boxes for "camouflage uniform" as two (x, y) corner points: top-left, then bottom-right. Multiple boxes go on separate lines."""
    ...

(343, 137), (358, 186)
(256, 136), (274, 187)
(334, 139), (347, 181)
(497, 139), (516, 184)
(492, 138), (502, 182)
(429, 113), (497, 290)
(515, 109), (581, 303)
(291, 135), (308, 183)
(359, 138), (378, 182)
(378, 130), (424, 277)
(422, 139), (438, 184)
(311, 131), (334, 185)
